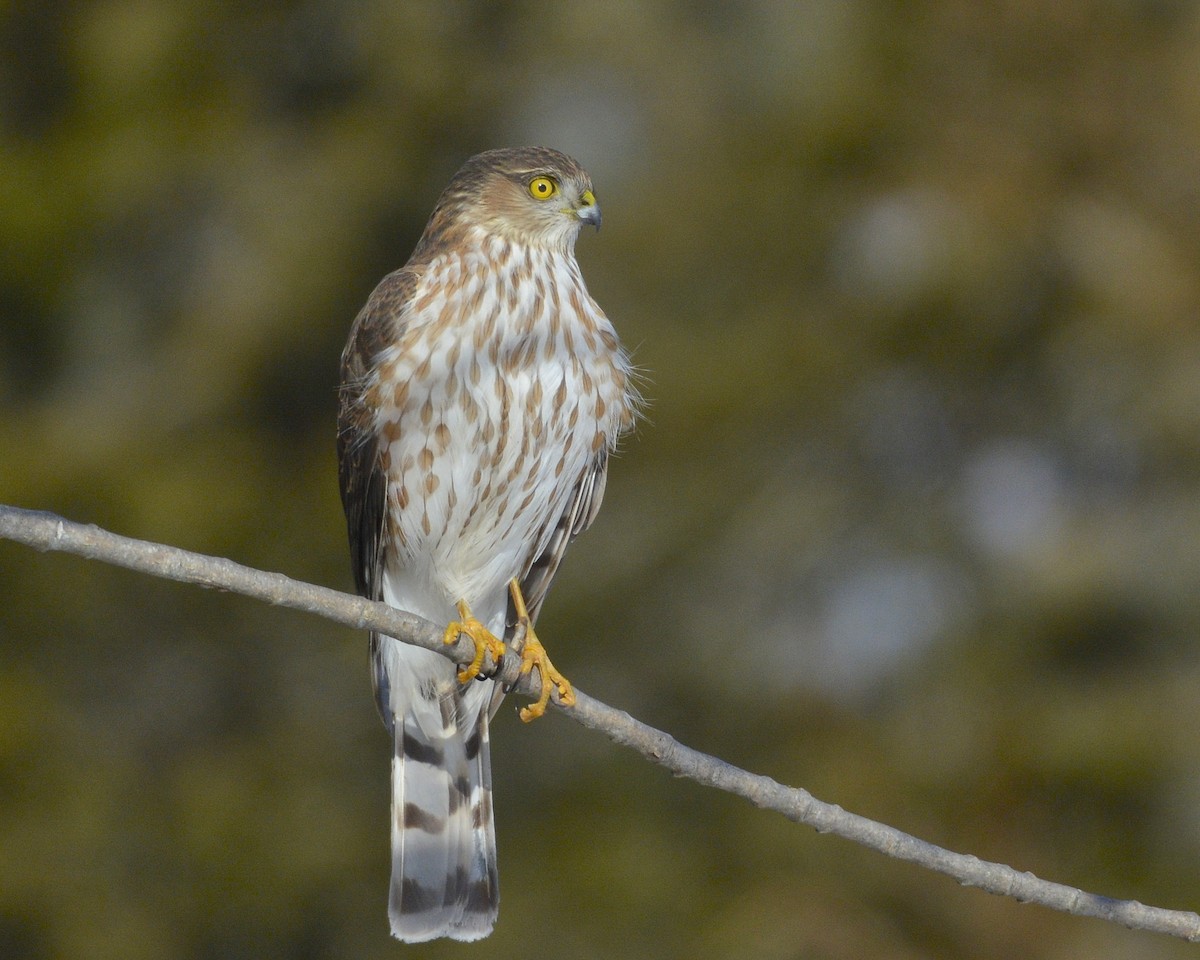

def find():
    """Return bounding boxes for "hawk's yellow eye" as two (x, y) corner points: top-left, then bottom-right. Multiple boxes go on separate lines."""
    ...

(528, 176), (558, 200)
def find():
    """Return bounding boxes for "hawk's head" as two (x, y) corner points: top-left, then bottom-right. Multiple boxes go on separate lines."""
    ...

(420, 147), (601, 254)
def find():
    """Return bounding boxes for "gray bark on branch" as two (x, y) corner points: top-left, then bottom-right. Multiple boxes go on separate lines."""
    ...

(1, 503), (1197, 943)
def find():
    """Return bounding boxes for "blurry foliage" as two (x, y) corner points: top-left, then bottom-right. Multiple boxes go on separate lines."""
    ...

(2, 1), (1200, 957)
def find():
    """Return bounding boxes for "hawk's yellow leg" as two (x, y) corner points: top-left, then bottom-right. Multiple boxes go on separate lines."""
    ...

(444, 600), (506, 684)
(509, 578), (577, 722)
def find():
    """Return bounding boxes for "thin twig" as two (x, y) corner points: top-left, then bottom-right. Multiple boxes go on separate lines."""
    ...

(1, 503), (1197, 943)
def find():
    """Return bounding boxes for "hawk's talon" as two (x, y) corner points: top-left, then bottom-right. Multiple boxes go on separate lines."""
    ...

(508, 579), (575, 723)
(517, 636), (576, 722)
(444, 600), (506, 684)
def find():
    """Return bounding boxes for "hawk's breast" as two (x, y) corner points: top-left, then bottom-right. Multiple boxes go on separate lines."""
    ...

(370, 237), (633, 606)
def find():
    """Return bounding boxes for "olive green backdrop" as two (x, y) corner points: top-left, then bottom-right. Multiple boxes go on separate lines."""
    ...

(2, 2), (1200, 958)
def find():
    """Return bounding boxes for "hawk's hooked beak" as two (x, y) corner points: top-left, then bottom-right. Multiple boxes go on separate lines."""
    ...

(577, 189), (602, 230)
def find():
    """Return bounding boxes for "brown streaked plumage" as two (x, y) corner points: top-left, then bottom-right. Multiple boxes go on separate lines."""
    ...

(337, 147), (637, 943)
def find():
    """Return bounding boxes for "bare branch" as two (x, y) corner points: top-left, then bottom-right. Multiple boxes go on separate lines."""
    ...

(2, 503), (1197, 943)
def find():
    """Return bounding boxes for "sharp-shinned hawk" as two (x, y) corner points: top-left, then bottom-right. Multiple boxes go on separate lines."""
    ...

(337, 147), (637, 942)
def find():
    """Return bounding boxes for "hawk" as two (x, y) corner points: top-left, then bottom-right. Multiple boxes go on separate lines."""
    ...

(337, 147), (637, 942)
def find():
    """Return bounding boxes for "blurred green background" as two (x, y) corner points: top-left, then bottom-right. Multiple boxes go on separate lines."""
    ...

(2, 1), (1200, 957)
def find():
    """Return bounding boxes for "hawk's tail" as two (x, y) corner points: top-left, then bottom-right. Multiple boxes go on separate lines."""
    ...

(389, 703), (498, 942)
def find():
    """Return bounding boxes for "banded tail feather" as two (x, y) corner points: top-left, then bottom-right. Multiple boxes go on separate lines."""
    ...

(388, 691), (498, 942)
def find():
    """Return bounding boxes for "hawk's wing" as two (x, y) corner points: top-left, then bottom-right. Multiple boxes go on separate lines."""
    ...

(489, 449), (610, 716)
(337, 268), (421, 727)
(517, 449), (610, 625)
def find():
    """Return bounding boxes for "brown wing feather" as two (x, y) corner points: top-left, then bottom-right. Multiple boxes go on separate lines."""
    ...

(515, 448), (611, 626)
(337, 267), (421, 598)
(337, 267), (422, 730)
(490, 450), (610, 717)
